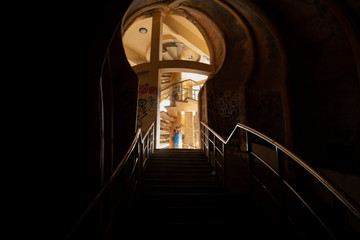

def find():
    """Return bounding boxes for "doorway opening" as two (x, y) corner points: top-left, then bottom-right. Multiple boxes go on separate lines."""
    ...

(122, 6), (224, 149)
(160, 72), (207, 148)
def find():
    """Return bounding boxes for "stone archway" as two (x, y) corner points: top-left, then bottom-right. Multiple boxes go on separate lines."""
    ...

(122, 5), (225, 148)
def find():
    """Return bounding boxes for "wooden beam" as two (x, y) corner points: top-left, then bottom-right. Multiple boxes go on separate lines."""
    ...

(163, 15), (210, 57)
(123, 46), (148, 65)
(159, 60), (215, 75)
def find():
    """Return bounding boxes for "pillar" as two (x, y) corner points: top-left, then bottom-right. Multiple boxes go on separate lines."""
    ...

(184, 112), (194, 148)
(136, 11), (163, 148)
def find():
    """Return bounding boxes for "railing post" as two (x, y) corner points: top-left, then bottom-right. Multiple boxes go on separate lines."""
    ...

(206, 128), (210, 164)
(213, 133), (216, 174)
(180, 82), (183, 101)
(277, 146), (288, 237)
(137, 140), (142, 177)
(152, 125), (155, 153)
(141, 138), (145, 167)
(147, 134), (150, 159)
(201, 124), (205, 154)
(223, 142), (227, 191)
(245, 131), (253, 193)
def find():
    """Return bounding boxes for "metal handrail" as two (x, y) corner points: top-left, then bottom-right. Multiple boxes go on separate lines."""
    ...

(160, 79), (198, 91)
(65, 122), (155, 239)
(200, 121), (360, 238)
(161, 79), (201, 102)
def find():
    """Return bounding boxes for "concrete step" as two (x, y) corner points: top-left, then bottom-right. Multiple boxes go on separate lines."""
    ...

(140, 185), (223, 194)
(124, 149), (261, 237)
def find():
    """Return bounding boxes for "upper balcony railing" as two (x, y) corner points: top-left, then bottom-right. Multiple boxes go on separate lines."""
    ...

(161, 79), (201, 102)
(200, 121), (360, 239)
(65, 122), (155, 240)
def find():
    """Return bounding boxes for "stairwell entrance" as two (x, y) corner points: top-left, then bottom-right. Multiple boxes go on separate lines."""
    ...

(122, 5), (225, 149)
(160, 72), (206, 149)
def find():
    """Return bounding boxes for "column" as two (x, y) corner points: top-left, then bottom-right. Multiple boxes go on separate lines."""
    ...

(136, 11), (163, 149)
(184, 112), (194, 148)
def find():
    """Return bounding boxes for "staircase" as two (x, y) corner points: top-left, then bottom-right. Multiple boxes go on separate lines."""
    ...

(123, 149), (279, 238)
(159, 78), (202, 148)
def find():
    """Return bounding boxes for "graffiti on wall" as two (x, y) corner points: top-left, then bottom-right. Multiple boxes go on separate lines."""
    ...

(216, 90), (240, 120)
(137, 96), (158, 128)
(137, 99), (147, 128)
(139, 83), (158, 96)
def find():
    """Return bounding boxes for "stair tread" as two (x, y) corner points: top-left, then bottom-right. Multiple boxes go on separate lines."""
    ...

(143, 177), (215, 180)
(125, 150), (256, 235)
(146, 167), (212, 171)
(147, 163), (210, 167)
(145, 169), (212, 172)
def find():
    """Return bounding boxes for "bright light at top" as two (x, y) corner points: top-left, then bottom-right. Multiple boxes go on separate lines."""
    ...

(181, 72), (208, 82)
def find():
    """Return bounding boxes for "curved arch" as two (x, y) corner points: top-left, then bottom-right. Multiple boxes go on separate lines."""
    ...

(121, 2), (227, 148)
(321, 0), (360, 81)
(227, 0), (292, 147)
(192, 0), (256, 137)
(121, 3), (226, 74)
(173, 5), (227, 75)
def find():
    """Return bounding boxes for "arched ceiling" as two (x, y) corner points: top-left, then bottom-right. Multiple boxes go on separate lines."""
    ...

(122, 13), (210, 66)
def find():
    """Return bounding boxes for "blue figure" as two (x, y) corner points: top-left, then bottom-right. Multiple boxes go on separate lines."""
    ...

(172, 125), (182, 148)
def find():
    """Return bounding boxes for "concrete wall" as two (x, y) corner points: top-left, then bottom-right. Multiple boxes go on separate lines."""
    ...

(199, 0), (360, 174)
